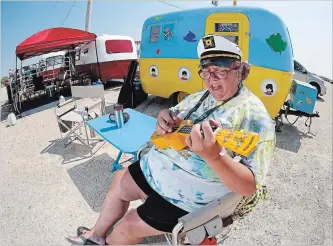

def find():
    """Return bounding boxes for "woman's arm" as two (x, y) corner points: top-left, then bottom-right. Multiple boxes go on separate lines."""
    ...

(205, 154), (256, 197)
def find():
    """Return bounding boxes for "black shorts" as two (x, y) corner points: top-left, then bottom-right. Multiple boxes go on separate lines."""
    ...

(128, 161), (189, 233)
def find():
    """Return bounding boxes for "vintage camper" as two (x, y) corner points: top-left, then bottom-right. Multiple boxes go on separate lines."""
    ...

(38, 51), (68, 83)
(75, 34), (138, 82)
(139, 6), (294, 119)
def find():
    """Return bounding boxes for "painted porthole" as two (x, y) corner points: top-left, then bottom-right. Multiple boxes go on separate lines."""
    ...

(261, 79), (278, 96)
(149, 65), (159, 78)
(178, 67), (191, 81)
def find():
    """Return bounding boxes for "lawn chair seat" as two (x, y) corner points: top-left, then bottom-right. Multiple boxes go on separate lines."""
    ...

(54, 85), (106, 156)
(137, 142), (267, 245)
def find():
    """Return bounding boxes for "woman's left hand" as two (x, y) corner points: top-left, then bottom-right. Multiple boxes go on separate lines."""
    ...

(185, 120), (223, 162)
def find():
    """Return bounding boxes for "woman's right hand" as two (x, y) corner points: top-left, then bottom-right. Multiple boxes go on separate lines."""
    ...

(156, 109), (179, 134)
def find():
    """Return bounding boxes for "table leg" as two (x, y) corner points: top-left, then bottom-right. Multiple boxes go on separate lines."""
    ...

(111, 151), (139, 173)
(111, 151), (123, 173)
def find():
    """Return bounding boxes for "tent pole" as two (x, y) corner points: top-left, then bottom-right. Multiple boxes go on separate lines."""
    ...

(19, 58), (22, 116)
(94, 40), (102, 82)
(9, 57), (17, 113)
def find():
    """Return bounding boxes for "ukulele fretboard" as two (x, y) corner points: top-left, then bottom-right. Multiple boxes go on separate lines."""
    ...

(178, 125), (192, 134)
(177, 125), (218, 134)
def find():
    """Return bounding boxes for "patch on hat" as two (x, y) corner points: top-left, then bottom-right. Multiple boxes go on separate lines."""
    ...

(202, 36), (215, 49)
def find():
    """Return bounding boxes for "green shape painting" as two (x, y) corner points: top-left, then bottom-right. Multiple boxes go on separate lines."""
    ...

(266, 33), (287, 54)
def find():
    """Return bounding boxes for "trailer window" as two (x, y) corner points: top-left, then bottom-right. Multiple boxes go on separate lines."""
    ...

(222, 36), (239, 45)
(215, 23), (239, 45)
(294, 61), (304, 72)
(105, 40), (133, 53)
(46, 55), (63, 67)
(215, 23), (238, 32)
(150, 26), (161, 43)
(162, 23), (174, 41)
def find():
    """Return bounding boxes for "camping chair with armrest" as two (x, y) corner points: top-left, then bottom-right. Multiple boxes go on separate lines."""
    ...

(136, 142), (267, 245)
(54, 85), (106, 156)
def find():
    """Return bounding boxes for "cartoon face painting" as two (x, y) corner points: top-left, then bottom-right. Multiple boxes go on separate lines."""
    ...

(178, 67), (191, 81)
(181, 71), (188, 80)
(261, 79), (277, 96)
(265, 84), (274, 95)
(149, 65), (159, 78)
(151, 68), (157, 77)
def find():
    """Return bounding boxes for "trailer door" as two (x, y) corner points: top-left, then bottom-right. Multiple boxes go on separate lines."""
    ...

(205, 13), (249, 62)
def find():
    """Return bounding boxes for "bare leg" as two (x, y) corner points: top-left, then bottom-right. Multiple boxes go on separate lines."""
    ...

(66, 167), (147, 244)
(106, 209), (164, 245)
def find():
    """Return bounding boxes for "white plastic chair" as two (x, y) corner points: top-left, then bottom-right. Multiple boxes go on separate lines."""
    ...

(54, 85), (106, 156)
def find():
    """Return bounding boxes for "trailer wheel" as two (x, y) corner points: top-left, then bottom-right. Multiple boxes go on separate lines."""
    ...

(173, 91), (189, 105)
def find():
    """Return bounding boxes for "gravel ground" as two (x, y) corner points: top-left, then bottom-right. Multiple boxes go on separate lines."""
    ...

(0, 82), (332, 245)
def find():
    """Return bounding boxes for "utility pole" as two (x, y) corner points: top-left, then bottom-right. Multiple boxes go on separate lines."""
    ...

(85, 0), (93, 32)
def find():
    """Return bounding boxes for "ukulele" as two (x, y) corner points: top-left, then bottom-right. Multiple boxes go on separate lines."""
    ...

(150, 120), (259, 157)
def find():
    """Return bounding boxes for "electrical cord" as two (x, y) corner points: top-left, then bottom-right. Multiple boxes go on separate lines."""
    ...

(62, 0), (77, 26)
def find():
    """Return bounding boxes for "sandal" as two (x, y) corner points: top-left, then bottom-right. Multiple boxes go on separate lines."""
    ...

(77, 226), (91, 236)
(65, 235), (101, 245)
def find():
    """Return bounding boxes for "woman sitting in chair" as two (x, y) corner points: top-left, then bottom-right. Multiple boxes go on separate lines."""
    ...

(66, 35), (276, 245)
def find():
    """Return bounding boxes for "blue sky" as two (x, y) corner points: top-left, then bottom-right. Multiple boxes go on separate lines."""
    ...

(1, 1), (332, 79)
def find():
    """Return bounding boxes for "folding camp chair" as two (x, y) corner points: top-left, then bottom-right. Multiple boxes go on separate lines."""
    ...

(54, 85), (106, 156)
(137, 142), (267, 245)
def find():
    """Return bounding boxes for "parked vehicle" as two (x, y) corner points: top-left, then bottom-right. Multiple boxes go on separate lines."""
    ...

(293, 60), (327, 97)
(38, 51), (69, 84)
(75, 34), (138, 83)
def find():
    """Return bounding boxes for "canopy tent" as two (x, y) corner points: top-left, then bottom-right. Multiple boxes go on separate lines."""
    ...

(15, 27), (97, 60)
(11, 27), (101, 115)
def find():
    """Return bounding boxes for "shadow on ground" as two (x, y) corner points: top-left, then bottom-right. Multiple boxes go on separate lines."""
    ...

(41, 138), (104, 164)
(135, 95), (173, 118)
(276, 121), (314, 153)
(104, 81), (123, 91)
(67, 153), (114, 212)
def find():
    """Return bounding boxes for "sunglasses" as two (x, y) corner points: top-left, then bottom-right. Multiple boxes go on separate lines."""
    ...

(198, 57), (240, 80)
(198, 65), (239, 80)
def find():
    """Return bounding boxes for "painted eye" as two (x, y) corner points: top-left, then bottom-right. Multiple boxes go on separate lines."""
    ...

(149, 65), (159, 77)
(261, 79), (278, 96)
(178, 67), (191, 81)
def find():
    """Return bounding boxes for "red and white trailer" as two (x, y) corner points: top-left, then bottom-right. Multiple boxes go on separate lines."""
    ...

(75, 34), (138, 82)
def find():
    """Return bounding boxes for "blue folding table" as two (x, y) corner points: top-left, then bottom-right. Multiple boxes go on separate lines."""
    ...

(86, 108), (157, 172)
